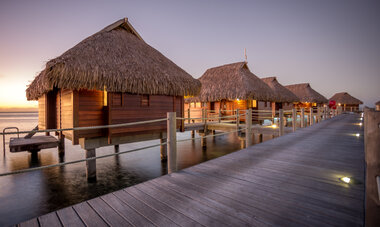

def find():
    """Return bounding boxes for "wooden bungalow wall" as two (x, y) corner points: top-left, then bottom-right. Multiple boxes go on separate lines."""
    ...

(108, 93), (183, 138)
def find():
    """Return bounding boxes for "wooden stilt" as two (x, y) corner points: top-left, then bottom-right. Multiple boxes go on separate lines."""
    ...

(114, 144), (119, 153)
(301, 108), (305, 128)
(58, 132), (65, 161)
(246, 109), (252, 148)
(292, 108), (296, 132)
(160, 137), (167, 162)
(86, 148), (96, 181)
(259, 134), (263, 143)
(279, 109), (284, 136)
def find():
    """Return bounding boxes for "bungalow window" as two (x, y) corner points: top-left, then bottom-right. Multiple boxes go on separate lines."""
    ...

(141, 95), (149, 106)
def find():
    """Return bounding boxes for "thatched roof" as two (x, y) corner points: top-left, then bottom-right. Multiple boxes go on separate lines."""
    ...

(261, 77), (299, 103)
(186, 62), (276, 103)
(329, 92), (363, 105)
(26, 18), (200, 100)
(284, 83), (328, 104)
(376, 100), (380, 105)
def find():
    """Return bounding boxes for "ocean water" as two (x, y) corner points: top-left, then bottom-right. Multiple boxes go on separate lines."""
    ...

(0, 112), (274, 226)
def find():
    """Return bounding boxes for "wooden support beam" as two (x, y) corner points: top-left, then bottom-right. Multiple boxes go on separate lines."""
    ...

(58, 132), (65, 160)
(246, 109), (252, 148)
(236, 109), (240, 130)
(187, 109), (190, 124)
(167, 112), (177, 174)
(85, 148), (96, 182)
(218, 109), (221, 123)
(259, 133), (263, 143)
(160, 137), (167, 162)
(279, 109), (284, 136)
(309, 107), (313, 126)
(292, 108), (296, 132)
(191, 130), (195, 138)
(114, 144), (119, 153)
(201, 134), (207, 149)
(301, 108), (305, 128)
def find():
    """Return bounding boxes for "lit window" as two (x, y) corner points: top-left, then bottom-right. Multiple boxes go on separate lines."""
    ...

(141, 95), (149, 106)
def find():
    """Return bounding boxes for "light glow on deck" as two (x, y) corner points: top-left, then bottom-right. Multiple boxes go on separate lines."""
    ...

(340, 177), (351, 184)
(271, 124), (277, 129)
(355, 133), (360, 137)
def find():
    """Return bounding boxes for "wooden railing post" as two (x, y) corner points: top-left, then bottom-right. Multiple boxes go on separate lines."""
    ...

(218, 109), (222, 123)
(309, 107), (313, 126)
(236, 109), (240, 129)
(187, 108), (190, 124)
(167, 112), (177, 174)
(292, 108), (296, 132)
(279, 109), (284, 136)
(316, 107), (320, 123)
(246, 109), (252, 148)
(364, 108), (380, 226)
(301, 108), (305, 128)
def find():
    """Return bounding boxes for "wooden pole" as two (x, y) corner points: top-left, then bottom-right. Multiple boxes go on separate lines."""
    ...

(364, 108), (380, 226)
(292, 108), (296, 132)
(259, 134), (263, 143)
(58, 132), (65, 159)
(301, 108), (305, 128)
(167, 112), (177, 174)
(201, 133), (207, 149)
(246, 109), (252, 148)
(114, 144), (119, 153)
(279, 109), (284, 136)
(309, 107), (313, 126)
(236, 109), (240, 129)
(160, 137), (167, 162)
(218, 109), (222, 123)
(86, 148), (96, 181)
(187, 108), (190, 124)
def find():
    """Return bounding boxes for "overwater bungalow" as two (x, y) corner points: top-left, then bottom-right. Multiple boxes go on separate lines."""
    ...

(185, 62), (276, 123)
(329, 92), (363, 112)
(26, 18), (200, 147)
(376, 101), (380, 111)
(284, 83), (328, 109)
(261, 77), (299, 114)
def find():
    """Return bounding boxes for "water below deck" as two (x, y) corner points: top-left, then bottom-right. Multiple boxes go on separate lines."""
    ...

(18, 113), (365, 226)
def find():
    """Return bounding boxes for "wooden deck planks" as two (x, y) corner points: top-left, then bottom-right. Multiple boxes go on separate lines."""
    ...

(17, 113), (364, 226)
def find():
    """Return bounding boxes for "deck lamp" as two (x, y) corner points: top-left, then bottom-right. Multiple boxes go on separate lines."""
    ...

(355, 133), (360, 137)
(340, 177), (351, 184)
(271, 124), (277, 129)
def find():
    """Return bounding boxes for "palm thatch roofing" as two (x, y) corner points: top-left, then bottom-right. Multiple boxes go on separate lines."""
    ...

(376, 100), (380, 105)
(329, 92), (363, 105)
(261, 77), (299, 103)
(26, 18), (200, 100)
(284, 83), (328, 104)
(186, 62), (276, 103)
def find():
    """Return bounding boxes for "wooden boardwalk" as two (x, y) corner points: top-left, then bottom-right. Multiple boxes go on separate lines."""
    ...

(18, 113), (364, 227)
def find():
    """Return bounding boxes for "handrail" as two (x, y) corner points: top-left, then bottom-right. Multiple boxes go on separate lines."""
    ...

(0, 118), (167, 136)
(3, 127), (19, 157)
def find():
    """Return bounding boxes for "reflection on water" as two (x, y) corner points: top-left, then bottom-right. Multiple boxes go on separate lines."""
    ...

(0, 112), (273, 226)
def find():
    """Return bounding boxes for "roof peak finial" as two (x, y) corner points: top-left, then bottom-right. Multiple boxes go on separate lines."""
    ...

(244, 48), (248, 63)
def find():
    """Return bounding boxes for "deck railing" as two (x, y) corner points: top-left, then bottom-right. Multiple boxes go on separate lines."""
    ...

(0, 107), (339, 178)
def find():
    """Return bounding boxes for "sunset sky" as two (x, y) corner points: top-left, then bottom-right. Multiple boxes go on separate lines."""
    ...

(0, 0), (379, 110)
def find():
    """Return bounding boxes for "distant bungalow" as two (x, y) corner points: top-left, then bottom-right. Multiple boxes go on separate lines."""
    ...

(284, 83), (328, 108)
(185, 62), (275, 123)
(261, 77), (299, 114)
(329, 92), (363, 112)
(376, 100), (380, 111)
(26, 18), (200, 146)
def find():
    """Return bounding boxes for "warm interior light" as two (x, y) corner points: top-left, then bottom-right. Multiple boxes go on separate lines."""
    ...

(360, 118), (363, 121)
(355, 133), (360, 137)
(341, 177), (351, 184)
(271, 124), (277, 129)
(359, 123), (362, 126)
(237, 98), (240, 101)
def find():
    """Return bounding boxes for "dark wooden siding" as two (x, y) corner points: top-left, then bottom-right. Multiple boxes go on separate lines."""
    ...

(76, 89), (105, 139)
(108, 93), (183, 137)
